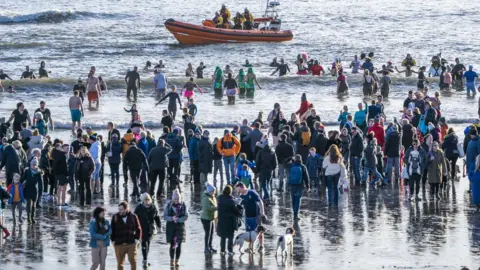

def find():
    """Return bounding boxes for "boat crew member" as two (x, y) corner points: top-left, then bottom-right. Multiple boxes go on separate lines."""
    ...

(233, 12), (245, 29)
(213, 12), (224, 28)
(220, 4), (231, 26)
(243, 8), (254, 30)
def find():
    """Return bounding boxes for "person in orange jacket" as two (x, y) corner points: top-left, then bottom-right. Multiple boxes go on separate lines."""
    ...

(216, 130), (241, 185)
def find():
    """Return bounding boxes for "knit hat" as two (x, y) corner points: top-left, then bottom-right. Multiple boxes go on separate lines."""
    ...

(432, 141), (439, 147)
(89, 135), (97, 141)
(206, 185), (216, 193)
(224, 129), (230, 134)
(30, 158), (38, 166)
(470, 128), (478, 136)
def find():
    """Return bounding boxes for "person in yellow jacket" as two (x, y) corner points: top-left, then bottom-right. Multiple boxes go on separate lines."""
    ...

(213, 11), (224, 28)
(220, 4), (231, 26)
(243, 8), (254, 30)
(120, 129), (136, 186)
(233, 12), (245, 29)
(216, 129), (241, 185)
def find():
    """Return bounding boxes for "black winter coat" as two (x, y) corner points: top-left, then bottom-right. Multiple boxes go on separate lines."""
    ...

(0, 144), (21, 171)
(402, 124), (415, 150)
(216, 194), (242, 237)
(385, 130), (402, 158)
(198, 137), (213, 173)
(256, 146), (277, 171)
(51, 148), (68, 175)
(107, 141), (122, 164)
(22, 168), (42, 200)
(75, 155), (95, 180)
(442, 133), (459, 159)
(275, 141), (294, 164)
(350, 133), (364, 157)
(134, 204), (161, 241)
(165, 133), (183, 159)
(313, 132), (328, 156)
(124, 146), (148, 171)
(148, 145), (172, 170)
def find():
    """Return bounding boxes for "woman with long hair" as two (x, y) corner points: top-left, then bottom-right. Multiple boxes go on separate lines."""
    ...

(134, 193), (161, 268)
(322, 145), (346, 206)
(89, 206), (111, 270)
(164, 189), (188, 267)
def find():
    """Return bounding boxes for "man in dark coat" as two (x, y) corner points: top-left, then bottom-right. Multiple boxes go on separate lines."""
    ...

(148, 139), (171, 197)
(124, 143), (148, 200)
(275, 134), (294, 192)
(165, 129), (184, 190)
(349, 127), (364, 185)
(198, 130), (213, 187)
(0, 141), (23, 186)
(255, 142), (277, 204)
(384, 125), (402, 183)
(401, 119), (415, 151)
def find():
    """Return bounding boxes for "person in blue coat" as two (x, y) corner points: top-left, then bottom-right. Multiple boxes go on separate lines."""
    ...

(89, 206), (112, 270)
(22, 158), (43, 224)
(107, 134), (123, 187)
(137, 131), (150, 193)
(466, 128), (480, 191)
(189, 129), (201, 184)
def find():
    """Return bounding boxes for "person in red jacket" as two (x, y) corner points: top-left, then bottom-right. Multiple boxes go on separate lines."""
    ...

(296, 93), (311, 120)
(367, 117), (386, 147)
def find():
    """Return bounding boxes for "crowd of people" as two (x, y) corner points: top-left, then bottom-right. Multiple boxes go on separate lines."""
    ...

(0, 52), (480, 269)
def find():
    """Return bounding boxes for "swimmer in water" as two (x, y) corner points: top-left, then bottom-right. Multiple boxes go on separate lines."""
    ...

(245, 67), (261, 98)
(20, 66), (36, 79)
(270, 57), (278, 67)
(337, 70), (348, 93)
(156, 85), (182, 120)
(236, 69), (247, 96)
(196, 62), (206, 79)
(0, 69), (12, 80)
(73, 78), (87, 102)
(213, 67), (224, 98)
(271, 58), (290, 76)
(39, 61), (50, 78)
(223, 65), (233, 77)
(154, 60), (165, 69)
(224, 73), (239, 105)
(181, 77), (203, 100)
(243, 60), (252, 67)
(7, 86), (16, 93)
(395, 65), (415, 77)
(143, 61), (152, 71)
(413, 66), (429, 90)
(86, 70), (101, 109)
(350, 55), (361, 74)
(124, 104), (138, 122)
(185, 63), (194, 77)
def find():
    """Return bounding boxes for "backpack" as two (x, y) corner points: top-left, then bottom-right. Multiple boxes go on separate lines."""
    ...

(288, 164), (303, 185)
(301, 130), (311, 146)
(408, 150), (421, 176)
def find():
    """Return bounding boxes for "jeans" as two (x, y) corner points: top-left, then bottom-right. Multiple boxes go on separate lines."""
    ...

(122, 162), (129, 184)
(141, 240), (150, 261)
(278, 164), (290, 191)
(386, 157), (401, 182)
(466, 82), (476, 96)
(130, 170), (141, 196)
(109, 163), (120, 185)
(259, 170), (272, 200)
(191, 160), (200, 184)
(409, 173), (422, 196)
(149, 168), (166, 195)
(26, 199), (36, 222)
(245, 217), (258, 231)
(290, 185), (303, 217)
(201, 219), (215, 250)
(167, 159), (180, 190)
(139, 170), (147, 194)
(350, 156), (362, 185)
(326, 174), (340, 205)
(11, 202), (23, 224)
(49, 174), (57, 196)
(93, 160), (102, 182)
(220, 235), (234, 253)
(447, 157), (458, 180)
(362, 166), (383, 184)
(223, 156), (235, 184)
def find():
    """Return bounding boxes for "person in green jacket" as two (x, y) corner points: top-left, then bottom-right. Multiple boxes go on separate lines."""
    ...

(245, 67), (261, 98)
(201, 185), (218, 253)
(213, 67), (224, 99)
(236, 69), (246, 97)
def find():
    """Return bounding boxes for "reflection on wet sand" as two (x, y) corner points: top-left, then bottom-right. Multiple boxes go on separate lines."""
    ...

(1, 152), (480, 269)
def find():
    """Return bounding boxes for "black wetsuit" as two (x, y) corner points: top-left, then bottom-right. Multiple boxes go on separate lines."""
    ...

(158, 92), (182, 120)
(417, 71), (427, 89)
(0, 73), (11, 80)
(125, 71), (141, 100)
(73, 84), (87, 101)
(452, 63), (466, 81)
(274, 64), (290, 76)
(21, 71), (35, 79)
(39, 67), (48, 78)
(196, 66), (206, 79)
(12, 109), (29, 132)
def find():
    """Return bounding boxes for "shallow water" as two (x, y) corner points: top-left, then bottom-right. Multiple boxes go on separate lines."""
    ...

(0, 128), (479, 270)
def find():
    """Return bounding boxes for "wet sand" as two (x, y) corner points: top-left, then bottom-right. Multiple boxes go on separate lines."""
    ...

(0, 128), (479, 270)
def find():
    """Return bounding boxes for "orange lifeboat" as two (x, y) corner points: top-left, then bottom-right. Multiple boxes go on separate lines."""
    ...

(164, 18), (293, 45)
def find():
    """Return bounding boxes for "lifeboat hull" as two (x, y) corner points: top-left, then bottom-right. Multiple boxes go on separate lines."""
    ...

(164, 19), (293, 45)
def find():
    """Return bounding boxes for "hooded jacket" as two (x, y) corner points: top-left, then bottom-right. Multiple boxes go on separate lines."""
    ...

(165, 132), (183, 159)
(75, 153), (95, 179)
(384, 130), (402, 158)
(124, 145), (148, 171)
(256, 145), (277, 171)
(216, 134), (241, 157)
(350, 131), (364, 157)
(148, 144), (172, 170)
(367, 123), (385, 147)
(198, 137), (213, 173)
(51, 148), (68, 175)
(275, 141), (294, 164)
(107, 137), (122, 164)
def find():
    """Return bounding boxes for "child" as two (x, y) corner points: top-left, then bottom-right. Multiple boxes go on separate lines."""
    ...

(0, 185), (11, 238)
(212, 137), (224, 186)
(236, 164), (253, 189)
(8, 173), (24, 225)
(306, 147), (322, 191)
(23, 158), (43, 224)
(235, 153), (255, 177)
(187, 99), (198, 119)
(124, 104), (138, 121)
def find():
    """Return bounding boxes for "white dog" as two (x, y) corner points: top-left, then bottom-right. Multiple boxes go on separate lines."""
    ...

(233, 225), (266, 254)
(275, 227), (295, 259)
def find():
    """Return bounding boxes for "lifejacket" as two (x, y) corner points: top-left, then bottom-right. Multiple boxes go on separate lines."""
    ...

(402, 58), (416, 67)
(233, 16), (244, 26)
(244, 12), (253, 22)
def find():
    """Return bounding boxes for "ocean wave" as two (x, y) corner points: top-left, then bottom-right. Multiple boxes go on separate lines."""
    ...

(0, 10), (125, 25)
(0, 42), (49, 49)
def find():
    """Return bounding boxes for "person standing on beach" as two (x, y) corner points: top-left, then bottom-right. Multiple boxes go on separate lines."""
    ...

(125, 66), (141, 101)
(69, 91), (84, 134)
(34, 101), (54, 135)
(86, 70), (101, 109)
